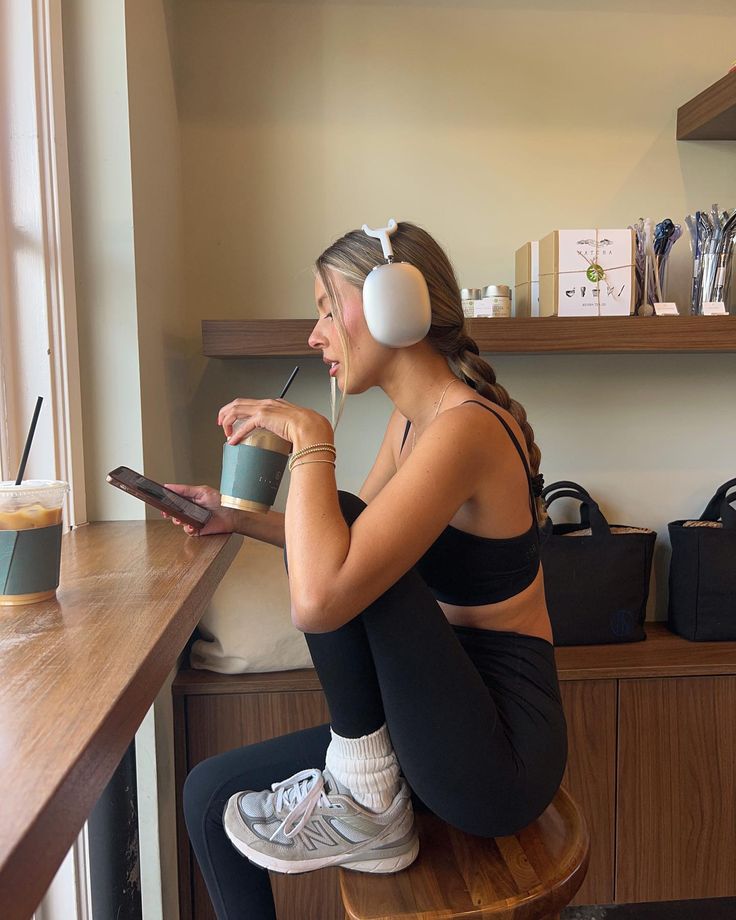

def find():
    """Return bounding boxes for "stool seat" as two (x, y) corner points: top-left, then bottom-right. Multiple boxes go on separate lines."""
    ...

(340, 785), (589, 920)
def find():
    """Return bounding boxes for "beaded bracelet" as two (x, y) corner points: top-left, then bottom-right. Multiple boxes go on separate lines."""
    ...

(291, 442), (336, 461)
(288, 443), (336, 472)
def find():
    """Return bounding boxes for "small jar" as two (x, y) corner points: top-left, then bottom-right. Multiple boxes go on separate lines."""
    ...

(476, 284), (512, 318)
(460, 288), (483, 318)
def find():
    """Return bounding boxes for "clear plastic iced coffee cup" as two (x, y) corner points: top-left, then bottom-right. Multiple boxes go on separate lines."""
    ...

(0, 480), (68, 605)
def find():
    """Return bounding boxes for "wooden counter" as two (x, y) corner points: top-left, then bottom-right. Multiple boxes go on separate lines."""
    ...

(0, 521), (242, 920)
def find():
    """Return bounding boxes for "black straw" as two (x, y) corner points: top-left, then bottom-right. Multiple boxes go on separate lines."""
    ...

(278, 365), (300, 400)
(15, 396), (43, 485)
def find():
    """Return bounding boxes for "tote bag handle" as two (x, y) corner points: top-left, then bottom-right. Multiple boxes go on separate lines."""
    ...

(543, 488), (612, 538)
(542, 481), (593, 528)
(700, 478), (736, 530)
(541, 480), (592, 501)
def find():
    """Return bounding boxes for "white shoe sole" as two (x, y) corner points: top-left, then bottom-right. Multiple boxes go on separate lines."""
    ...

(223, 797), (419, 876)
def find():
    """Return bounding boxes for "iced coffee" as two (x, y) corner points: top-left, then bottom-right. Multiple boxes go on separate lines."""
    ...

(0, 480), (68, 605)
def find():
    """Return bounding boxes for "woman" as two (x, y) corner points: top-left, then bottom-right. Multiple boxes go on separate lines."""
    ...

(169, 222), (567, 920)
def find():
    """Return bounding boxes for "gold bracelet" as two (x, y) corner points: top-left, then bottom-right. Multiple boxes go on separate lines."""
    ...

(290, 442), (336, 462)
(288, 444), (336, 471)
(289, 450), (336, 472)
(290, 458), (336, 470)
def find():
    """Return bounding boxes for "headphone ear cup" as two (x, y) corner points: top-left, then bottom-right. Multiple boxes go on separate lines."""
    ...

(363, 263), (432, 348)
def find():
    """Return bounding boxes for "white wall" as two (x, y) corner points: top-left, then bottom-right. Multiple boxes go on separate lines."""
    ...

(62, 0), (144, 521)
(169, 0), (736, 623)
(170, 0), (736, 315)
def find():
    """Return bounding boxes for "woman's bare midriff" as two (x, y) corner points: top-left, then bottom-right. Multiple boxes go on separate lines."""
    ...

(438, 568), (553, 645)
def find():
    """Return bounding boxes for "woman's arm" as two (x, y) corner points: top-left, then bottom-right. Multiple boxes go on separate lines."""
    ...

(215, 398), (491, 635)
(164, 482), (286, 546)
(287, 404), (489, 633)
(232, 507), (285, 548)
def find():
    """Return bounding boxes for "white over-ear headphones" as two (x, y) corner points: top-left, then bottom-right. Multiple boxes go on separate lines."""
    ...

(362, 220), (432, 348)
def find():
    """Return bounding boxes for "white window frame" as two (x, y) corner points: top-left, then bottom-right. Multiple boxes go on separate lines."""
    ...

(1, 1), (89, 917)
(0, 0), (86, 528)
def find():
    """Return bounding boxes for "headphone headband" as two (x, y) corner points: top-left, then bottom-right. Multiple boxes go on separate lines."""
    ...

(360, 219), (431, 348)
(362, 220), (398, 262)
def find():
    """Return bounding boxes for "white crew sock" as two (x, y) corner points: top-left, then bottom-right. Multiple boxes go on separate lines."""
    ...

(325, 723), (401, 813)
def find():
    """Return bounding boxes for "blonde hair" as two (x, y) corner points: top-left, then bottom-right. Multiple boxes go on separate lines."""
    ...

(316, 222), (547, 523)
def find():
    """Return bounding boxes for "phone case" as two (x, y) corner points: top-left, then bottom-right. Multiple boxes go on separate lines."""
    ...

(106, 467), (212, 529)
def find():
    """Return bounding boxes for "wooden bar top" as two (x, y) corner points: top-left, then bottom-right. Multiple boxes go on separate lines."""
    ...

(0, 521), (242, 920)
(173, 623), (736, 697)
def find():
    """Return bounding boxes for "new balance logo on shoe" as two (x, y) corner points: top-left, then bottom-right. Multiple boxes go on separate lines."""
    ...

(300, 819), (340, 851)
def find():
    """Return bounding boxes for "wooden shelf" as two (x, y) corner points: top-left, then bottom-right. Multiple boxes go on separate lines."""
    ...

(677, 70), (736, 140)
(203, 316), (736, 356)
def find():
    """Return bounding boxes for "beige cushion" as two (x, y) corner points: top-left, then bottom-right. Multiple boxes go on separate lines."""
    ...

(190, 537), (313, 673)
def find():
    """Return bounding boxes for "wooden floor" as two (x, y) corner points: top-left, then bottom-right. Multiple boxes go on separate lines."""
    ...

(562, 898), (736, 919)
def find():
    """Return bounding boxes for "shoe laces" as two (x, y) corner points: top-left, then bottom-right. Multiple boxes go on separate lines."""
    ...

(268, 768), (336, 841)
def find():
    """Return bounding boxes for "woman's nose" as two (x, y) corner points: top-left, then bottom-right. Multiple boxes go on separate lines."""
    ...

(308, 319), (326, 351)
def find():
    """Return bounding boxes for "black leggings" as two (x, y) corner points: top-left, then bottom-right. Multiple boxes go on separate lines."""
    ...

(183, 491), (568, 920)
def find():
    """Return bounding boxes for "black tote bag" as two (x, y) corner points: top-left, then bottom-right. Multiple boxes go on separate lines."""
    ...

(667, 478), (736, 641)
(539, 482), (656, 646)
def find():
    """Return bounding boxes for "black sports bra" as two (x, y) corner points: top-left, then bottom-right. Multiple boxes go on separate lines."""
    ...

(400, 400), (540, 606)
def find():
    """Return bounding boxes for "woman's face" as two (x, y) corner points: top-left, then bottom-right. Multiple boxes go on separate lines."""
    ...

(309, 269), (385, 393)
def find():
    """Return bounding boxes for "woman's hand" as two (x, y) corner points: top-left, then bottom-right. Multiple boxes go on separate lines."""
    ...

(162, 483), (236, 537)
(217, 398), (333, 451)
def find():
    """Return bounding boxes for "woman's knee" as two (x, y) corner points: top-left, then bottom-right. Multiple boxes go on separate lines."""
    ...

(336, 490), (367, 525)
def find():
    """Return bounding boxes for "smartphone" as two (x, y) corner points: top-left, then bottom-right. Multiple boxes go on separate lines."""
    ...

(106, 466), (213, 530)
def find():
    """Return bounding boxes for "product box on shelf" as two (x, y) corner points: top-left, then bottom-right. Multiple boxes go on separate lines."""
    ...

(514, 241), (540, 317)
(539, 229), (635, 316)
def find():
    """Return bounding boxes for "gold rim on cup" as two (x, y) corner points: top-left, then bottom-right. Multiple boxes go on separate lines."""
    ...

(220, 494), (272, 514)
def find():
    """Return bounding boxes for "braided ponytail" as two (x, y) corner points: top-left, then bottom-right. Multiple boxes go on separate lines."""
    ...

(431, 324), (547, 527)
(317, 221), (547, 526)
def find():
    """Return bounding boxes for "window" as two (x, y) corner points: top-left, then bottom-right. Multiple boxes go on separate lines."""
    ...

(0, 0), (85, 526)
(1, 1), (88, 917)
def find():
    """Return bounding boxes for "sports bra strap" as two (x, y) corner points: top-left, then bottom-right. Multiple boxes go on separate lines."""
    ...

(398, 401), (539, 528)
(460, 400), (539, 529)
(400, 418), (412, 454)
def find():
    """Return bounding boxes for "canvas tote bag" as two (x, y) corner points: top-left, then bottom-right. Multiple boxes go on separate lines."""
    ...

(540, 481), (656, 646)
(667, 478), (736, 641)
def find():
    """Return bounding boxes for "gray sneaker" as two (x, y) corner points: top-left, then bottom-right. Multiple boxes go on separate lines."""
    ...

(222, 767), (419, 875)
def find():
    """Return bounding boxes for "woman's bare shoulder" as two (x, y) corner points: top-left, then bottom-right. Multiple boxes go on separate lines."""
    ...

(444, 396), (530, 464)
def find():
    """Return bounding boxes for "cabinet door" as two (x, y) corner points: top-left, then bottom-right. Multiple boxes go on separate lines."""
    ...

(559, 679), (617, 906)
(617, 676), (736, 902)
(184, 690), (343, 920)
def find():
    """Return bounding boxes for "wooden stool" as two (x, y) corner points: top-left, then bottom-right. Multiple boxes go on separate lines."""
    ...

(340, 785), (589, 920)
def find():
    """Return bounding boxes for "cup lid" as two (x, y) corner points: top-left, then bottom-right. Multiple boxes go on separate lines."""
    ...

(0, 481), (68, 514)
(0, 480), (69, 498)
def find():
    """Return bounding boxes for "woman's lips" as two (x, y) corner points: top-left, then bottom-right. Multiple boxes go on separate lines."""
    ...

(329, 361), (340, 377)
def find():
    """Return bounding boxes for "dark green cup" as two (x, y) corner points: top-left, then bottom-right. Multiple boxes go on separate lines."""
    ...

(220, 428), (291, 514)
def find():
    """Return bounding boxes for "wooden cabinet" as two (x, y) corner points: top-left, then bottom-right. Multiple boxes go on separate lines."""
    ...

(558, 680), (617, 905)
(175, 678), (342, 920)
(616, 676), (736, 902)
(173, 626), (736, 919)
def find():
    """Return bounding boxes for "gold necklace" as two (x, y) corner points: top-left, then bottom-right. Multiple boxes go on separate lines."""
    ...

(412, 377), (458, 452)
